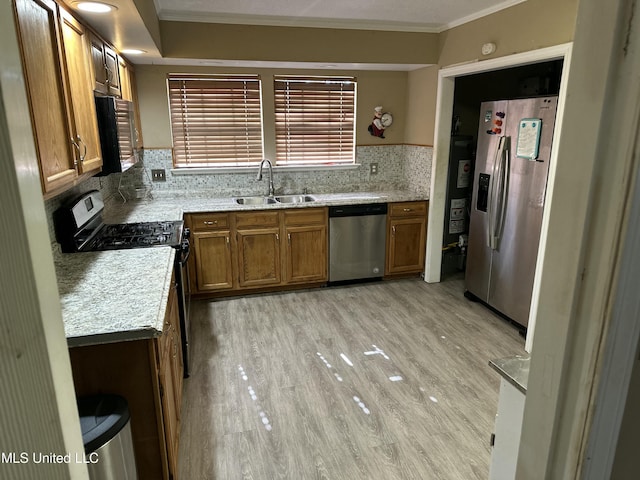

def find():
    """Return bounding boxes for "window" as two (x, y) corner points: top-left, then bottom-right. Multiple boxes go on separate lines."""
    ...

(168, 75), (263, 167)
(274, 76), (356, 166)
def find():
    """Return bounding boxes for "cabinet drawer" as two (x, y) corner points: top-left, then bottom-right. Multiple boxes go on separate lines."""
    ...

(189, 213), (230, 231)
(389, 201), (428, 217)
(235, 211), (280, 229)
(283, 207), (327, 226)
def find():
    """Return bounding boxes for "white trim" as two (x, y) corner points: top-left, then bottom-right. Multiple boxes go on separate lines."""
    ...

(425, 43), (572, 286)
(171, 163), (361, 175)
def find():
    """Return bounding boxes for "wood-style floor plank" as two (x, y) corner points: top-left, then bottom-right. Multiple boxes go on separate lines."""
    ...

(178, 275), (525, 479)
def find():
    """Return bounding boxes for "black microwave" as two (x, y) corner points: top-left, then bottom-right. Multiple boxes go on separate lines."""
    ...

(94, 96), (138, 175)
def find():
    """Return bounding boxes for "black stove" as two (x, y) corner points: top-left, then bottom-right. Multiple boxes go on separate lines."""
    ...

(85, 221), (184, 251)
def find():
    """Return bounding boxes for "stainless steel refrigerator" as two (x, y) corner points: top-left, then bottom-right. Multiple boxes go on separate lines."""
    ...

(465, 96), (558, 328)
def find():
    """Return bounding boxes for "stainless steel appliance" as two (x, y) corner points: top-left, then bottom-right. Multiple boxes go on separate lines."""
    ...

(94, 96), (138, 175)
(465, 96), (558, 328)
(329, 203), (387, 282)
(54, 190), (192, 376)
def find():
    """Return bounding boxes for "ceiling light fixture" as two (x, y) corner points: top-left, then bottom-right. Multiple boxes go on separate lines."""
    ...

(75, 2), (117, 13)
(121, 49), (147, 55)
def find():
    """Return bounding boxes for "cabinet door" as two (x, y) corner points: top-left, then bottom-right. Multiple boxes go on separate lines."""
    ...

(59, 8), (102, 175)
(386, 217), (426, 275)
(193, 231), (234, 291)
(236, 228), (281, 288)
(89, 32), (108, 94)
(14, 0), (78, 195)
(159, 339), (179, 479)
(103, 45), (121, 96)
(284, 224), (327, 283)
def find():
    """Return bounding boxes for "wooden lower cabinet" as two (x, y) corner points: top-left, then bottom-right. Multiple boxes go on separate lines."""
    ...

(385, 201), (428, 276)
(69, 281), (183, 480)
(192, 230), (233, 291)
(283, 208), (327, 283)
(236, 227), (282, 287)
(186, 207), (328, 295)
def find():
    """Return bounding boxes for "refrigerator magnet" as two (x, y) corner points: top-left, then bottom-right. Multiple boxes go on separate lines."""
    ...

(516, 118), (543, 160)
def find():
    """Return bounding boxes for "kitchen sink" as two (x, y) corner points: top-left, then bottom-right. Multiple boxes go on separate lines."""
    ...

(234, 196), (278, 205)
(274, 194), (317, 203)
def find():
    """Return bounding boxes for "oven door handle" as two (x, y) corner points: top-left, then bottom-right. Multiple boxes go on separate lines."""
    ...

(178, 241), (190, 265)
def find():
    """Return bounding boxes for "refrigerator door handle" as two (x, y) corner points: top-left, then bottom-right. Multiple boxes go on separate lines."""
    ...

(487, 136), (506, 249)
(493, 137), (511, 249)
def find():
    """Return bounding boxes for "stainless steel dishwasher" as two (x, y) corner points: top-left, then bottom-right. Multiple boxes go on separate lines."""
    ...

(329, 203), (387, 282)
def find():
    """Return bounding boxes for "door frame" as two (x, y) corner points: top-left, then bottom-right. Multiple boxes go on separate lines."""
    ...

(424, 42), (573, 350)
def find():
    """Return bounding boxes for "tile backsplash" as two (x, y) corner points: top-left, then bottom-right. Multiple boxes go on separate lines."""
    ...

(45, 144), (432, 240)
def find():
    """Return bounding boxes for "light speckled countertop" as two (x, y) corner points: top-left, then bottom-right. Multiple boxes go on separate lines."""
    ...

(489, 354), (530, 394)
(102, 190), (427, 223)
(57, 190), (427, 347)
(55, 246), (176, 347)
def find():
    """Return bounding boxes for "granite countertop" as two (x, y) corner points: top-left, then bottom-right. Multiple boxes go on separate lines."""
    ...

(102, 190), (428, 223)
(57, 190), (426, 347)
(489, 354), (530, 394)
(54, 245), (176, 347)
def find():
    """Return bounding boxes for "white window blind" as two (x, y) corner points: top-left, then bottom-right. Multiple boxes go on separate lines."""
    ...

(168, 75), (264, 167)
(274, 76), (356, 165)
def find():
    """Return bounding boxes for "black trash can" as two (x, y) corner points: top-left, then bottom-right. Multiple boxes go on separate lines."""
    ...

(78, 394), (138, 480)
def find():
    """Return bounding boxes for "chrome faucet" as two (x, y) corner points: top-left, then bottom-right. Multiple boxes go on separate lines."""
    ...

(257, 159), (275, 196)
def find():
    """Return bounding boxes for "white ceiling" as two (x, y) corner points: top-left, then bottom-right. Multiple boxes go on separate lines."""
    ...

(154, 0), (525, 33)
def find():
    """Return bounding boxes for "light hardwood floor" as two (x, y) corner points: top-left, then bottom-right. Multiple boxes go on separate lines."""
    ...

(178, 275), (525, 479)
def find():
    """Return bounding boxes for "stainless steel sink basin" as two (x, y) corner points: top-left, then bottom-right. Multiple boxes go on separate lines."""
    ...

(234, 196), (278, 205)
(274, 194), (317, 203)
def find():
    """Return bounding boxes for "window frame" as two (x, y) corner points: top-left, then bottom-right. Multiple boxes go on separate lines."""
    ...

(167, 74), (265, 168)
(273, 75), (357, 167)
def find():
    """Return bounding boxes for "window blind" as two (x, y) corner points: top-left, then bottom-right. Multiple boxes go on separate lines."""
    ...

(274, 76), (356, 165)
(168, 75), (263, 167)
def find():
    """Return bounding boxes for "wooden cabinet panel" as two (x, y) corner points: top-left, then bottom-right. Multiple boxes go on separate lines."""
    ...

(283, 207), (328, 284)
(14, 0), (78, 195)
(389, 201), (428, 217)
(236, 228), (282, 287)
(89, 32), (120, 96)
(235, 211), (279, 229)
(386, 201), (428, 276)
(59, 7), (102, 175)
(190, 212), (230, 231)
(193, 230), (234, 291)
(284, 224), (328, 283)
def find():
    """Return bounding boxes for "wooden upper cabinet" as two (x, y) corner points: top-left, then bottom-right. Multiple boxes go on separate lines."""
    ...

(14, 0), (78, 195)
(59, 7), (102, 175)
(89, 32), (120, 96)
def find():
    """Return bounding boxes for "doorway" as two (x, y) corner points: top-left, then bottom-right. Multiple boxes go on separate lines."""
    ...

(425, 43), (572, 349)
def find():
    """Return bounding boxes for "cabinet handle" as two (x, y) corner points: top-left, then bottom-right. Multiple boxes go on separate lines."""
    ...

(203, 220), (218, 225)
(104, 64), (111, 85)
(276, 233), (279, 241)
(226, 235), (230, 248)
(77, 135), (87, 163)
(70, 137), (79, 167)
(403, 208), (412, 212)
(287, 233), (291, 244)
(392, 225), (396, 235)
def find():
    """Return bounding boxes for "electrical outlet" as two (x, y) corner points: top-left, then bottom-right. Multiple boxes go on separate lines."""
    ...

(370, 163), (379, 175)
(151, 169), (166, 182)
